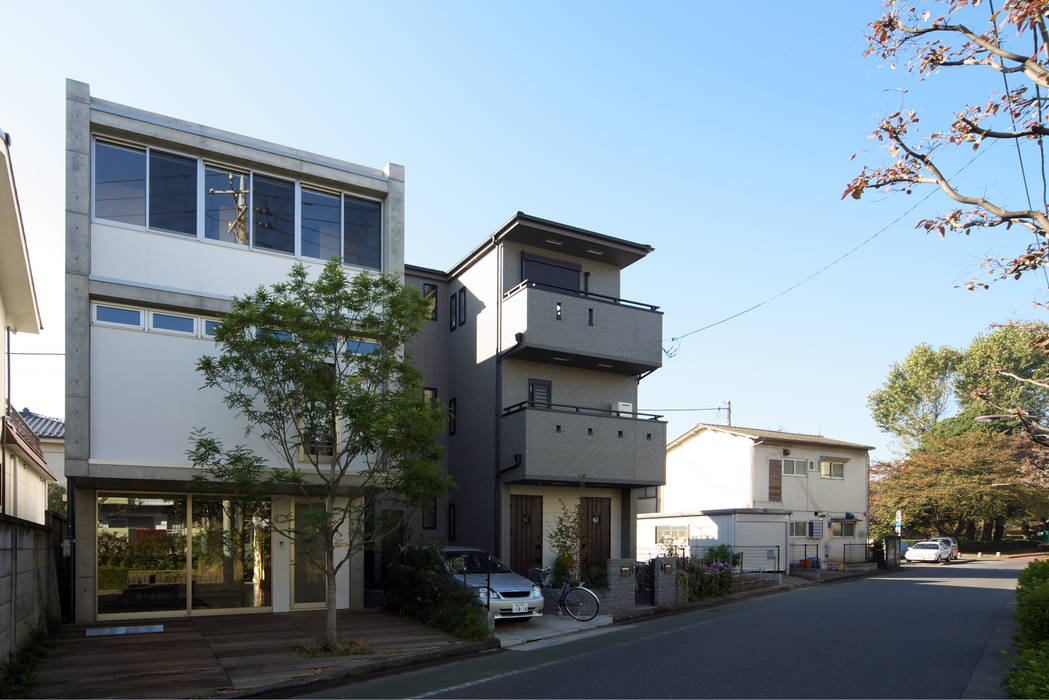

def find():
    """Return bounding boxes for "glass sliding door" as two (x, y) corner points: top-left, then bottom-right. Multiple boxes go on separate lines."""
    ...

(190, 497), (272, 610)
(293, 501), (327, 606)
(96, 494), (188, 615)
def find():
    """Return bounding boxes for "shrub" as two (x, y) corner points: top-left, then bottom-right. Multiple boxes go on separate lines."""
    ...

(552, 554), (573, 587)
(97, 566), (127, 590)
(1004, 640), (1049, 699)
(383, 546), (489, 641)
(1015, 572), (1049, 647)
(701, 544), (743, 568)
(1017, 559), (1049, 592)
(582, 565), (607, 590)
(677, 559), (733, 601)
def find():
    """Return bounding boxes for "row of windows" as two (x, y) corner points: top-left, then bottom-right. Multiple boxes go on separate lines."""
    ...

(789, 520), (857, 537)
(93, 303), (219, 338)
(770, 457), (845, 479)
(93, 140), (382, 270)
(92, 303), (378, 356)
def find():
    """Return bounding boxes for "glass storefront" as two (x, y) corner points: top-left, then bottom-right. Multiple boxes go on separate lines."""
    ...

(97, 495), (188, 615)
(191, 497), (271, 610)
(97, 493), (272, 616)
(293, 501), (327, 605)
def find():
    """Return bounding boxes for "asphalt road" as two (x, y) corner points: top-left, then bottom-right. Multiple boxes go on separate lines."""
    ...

(297, 559), (1022, 699)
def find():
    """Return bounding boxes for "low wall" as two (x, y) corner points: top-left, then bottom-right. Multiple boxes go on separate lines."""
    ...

(0, 514), (59, 659)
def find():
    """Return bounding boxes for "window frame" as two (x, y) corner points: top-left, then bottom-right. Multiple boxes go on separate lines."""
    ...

(92, 303), (145, 330)
(789, 521), (809, 537)
(820, 461), (845, 479)
(423, 283), (438, 322)
(457, 288), (466, 326)
(449, 293), (458, 331)
(148, 310), (197, 337)
(831, 520), (857, 537)
(781, 458), (809, 477)
(448, 398), (456, 435)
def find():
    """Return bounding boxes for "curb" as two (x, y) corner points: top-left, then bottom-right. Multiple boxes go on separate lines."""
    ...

(227, 637), (500, 698)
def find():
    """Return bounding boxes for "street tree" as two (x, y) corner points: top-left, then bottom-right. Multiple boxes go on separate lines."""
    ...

(868, 343), (962, 447)
(188, 259), (451, 651)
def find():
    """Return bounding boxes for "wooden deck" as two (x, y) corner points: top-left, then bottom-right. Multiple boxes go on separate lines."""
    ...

(30, 609), (482, 698)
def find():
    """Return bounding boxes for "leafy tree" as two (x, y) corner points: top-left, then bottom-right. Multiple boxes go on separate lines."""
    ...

(870, 431), (1049, 540)
(188, 259), (451, 650)
(47, 483), (66, 515)
(868, 343), (962, 447)
(956, 321), (1049, 411)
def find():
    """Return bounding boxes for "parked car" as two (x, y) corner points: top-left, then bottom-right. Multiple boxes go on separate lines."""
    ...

(904, 540), (953, 564)
(927, 537), (960, 560)
(440, 547), (545, 620)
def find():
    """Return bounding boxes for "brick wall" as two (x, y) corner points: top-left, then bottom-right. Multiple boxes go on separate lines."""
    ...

(651, 557), (680, 607)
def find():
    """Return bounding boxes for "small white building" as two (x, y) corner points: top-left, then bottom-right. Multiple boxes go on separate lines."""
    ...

(638, 424), (872, 570)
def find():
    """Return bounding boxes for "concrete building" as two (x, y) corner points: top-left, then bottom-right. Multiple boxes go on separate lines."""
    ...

(1, 127), (54, 525)
(638, 424), (872, 571)
(403, 213), (666, 580)
(64, 80), (404, 622)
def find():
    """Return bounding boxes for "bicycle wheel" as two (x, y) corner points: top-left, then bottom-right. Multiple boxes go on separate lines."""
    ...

(562, 586), (599, 621)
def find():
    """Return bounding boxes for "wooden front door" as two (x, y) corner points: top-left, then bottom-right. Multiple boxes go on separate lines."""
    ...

(510, 495), (543, 576)
(581, 497), (611, 576)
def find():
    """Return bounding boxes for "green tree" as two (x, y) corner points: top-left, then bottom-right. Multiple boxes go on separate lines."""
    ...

(868, 343), (962, 447)
(956, 322), (1049, 412)
(188, 259), (451, 650)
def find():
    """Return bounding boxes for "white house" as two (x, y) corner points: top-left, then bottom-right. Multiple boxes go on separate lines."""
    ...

(1, 128), (54, 525)
(637, 423), (872, 570)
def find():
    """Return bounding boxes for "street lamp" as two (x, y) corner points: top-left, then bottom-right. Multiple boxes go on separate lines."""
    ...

(974, 411), (1049, 445)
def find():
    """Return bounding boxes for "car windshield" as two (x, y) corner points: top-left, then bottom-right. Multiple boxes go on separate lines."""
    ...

(444, 551), (512, 575)
(913, 543), (938, 550)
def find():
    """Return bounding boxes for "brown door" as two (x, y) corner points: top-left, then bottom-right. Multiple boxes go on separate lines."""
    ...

(510, 495), (543, 576)
(580, 497), (611, 576)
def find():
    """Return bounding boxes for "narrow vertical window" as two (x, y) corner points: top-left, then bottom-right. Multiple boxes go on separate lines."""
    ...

(528, 379), (552, 408)
(148, 150), (197, 235)
(205, 165), (250, 245)
(458, 288), (466, 326)
(449, 293), (457, 331)
(252, 174), (295, 254)
(343, 195), (381, 270)
(423, 283), (438, 321)
(95, 142), (146, 226)
(448, 398), (457, 435)
(301, 188), (341, 261)
(423, 387), (437, 407)
(448, 503), (457, 541)
(588, 308), (594, 326)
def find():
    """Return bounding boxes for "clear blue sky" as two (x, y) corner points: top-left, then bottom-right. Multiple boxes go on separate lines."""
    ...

(2, 1), (1045, 461)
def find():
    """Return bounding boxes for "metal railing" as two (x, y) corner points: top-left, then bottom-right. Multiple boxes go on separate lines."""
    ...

(4, 402), (43, 460)
(503, 279), (661, 312)
(789, 542), (820, 565)
(842, 542), (874, 564)
(501, 400), (664, 421)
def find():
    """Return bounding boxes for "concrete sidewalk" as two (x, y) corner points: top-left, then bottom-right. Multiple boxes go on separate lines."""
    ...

(28, 609), (497, 699)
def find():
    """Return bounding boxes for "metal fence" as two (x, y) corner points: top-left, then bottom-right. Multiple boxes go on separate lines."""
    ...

(689, 544), (783, 574)
(842, 542), (874, 564)
(789, 542), (820, 565)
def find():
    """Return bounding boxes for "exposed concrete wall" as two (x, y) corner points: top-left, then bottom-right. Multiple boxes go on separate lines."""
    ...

(0, 515), (59, 659)
(73, 485), (95, 623)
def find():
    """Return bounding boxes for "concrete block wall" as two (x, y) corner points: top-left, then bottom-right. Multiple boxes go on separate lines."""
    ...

(0, 515), (58, 660)
(600, 558), (637, 617)
(651, 557), (680, 608)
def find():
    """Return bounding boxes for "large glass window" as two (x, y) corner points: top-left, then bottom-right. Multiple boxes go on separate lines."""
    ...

(205, 165), (250, 245)
(301, 189), (341, 261)
(148, 150), (197, 235)
(294, 502), (327, 605)
(97, 494), (188, 615)
(95, 142), (146, 226)
(522, 253), (581, 292)
(191, 497), (271, 610)
(343, 195), (381, 270)
(252, 174), (295, 254)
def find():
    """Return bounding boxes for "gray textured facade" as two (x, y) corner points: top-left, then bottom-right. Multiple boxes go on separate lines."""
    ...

(405, 213), (666, 578)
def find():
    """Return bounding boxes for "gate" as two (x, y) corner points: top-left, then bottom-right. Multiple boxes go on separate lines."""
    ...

(635, 560), (654, 605)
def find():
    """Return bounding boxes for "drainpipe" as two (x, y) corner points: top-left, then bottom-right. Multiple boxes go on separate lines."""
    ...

(2, 325), (11, 516)
(493, 244), (503, 558)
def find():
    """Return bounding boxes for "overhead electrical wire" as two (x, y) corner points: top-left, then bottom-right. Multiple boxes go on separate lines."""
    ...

(662, 136), (1003, 358)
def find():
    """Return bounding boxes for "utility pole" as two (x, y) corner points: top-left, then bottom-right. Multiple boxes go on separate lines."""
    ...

(725, 401), (731, 427)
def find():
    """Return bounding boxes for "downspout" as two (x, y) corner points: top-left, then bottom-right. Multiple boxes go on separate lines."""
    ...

(493, 242), (503, 558)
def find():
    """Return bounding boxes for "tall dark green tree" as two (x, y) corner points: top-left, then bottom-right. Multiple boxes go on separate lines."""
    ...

(188, 259), (450, 650)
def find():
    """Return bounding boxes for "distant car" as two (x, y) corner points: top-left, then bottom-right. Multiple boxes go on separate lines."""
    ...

(440, 547), (545, 620)
(904, 540), (953, 564)
(927, 537), (960, 560)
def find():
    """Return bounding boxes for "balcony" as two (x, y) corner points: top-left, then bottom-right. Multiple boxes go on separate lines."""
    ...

(499, 402), (666, 486)
(500, 282), (662, 375)
(3, 401), (52, 477)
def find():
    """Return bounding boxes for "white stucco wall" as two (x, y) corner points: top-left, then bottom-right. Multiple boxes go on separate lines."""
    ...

(662, 429), (754, 513)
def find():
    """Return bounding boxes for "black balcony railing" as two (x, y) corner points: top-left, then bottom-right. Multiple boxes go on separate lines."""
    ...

(502, 401), (664, 421)
(503, 280), (660, 312)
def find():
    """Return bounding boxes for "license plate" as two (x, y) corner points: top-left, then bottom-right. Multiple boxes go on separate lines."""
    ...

(512, 602), (528, 613)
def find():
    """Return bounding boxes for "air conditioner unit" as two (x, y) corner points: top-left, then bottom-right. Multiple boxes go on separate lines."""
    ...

(617, 401), (634, 417)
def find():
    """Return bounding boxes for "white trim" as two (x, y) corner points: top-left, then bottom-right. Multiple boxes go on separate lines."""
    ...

(92, 302), (145, 330)
(148, 310), (197, 337)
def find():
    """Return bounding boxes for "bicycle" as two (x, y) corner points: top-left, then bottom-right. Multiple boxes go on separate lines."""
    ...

(528, 567), (600, 621)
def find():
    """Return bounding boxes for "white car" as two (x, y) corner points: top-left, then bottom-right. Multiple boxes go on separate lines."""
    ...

(904, 540), (953, 564)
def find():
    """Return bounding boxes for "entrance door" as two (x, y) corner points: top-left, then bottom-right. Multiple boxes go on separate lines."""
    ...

(293, 501), (326, 607)
(581, 497), (611, 577)
(510, 495), (543, 576)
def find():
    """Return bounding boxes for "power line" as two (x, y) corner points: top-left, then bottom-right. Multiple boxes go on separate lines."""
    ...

(9, 352), (63, 356)
(663, 139), (1000, 357)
